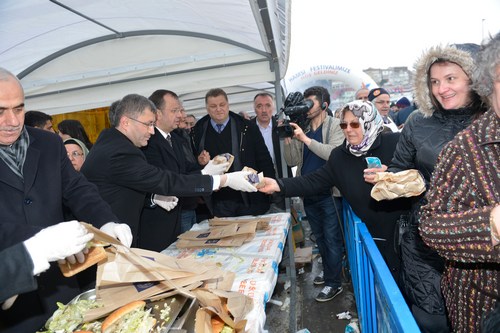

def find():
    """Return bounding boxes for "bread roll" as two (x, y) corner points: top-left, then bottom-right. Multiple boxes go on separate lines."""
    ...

(213, 153), (234, 172)
(101, 300), (156, 333)
(242, 166), (265, 189)
(59, 244), (107, 277)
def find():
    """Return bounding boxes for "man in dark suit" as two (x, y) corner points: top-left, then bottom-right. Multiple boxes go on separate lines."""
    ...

(139, 90), (227, 251)
(253, 92), (290, 211)
(81, 93), (257, 249)
(192, 88), (276, 217)
(0, 67), (130, 333)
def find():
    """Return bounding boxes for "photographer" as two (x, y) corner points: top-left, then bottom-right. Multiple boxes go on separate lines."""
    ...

(283, 86), (344, 302)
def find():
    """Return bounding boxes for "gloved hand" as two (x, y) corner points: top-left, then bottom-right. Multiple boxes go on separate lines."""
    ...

(222, 171), (258, 192)
(201, 160), (229, 175)
(23, 220), (94, 275)
(153, 194), (179, 211)
(100, 222), (133, 247)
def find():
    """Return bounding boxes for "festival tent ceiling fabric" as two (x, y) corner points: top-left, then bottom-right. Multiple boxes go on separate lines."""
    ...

(0, 0), (291, 117)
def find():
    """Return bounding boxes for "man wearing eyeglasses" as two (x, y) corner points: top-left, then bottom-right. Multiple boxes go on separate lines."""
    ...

(82, 93), (257, 250)
(283, 86), (345, 303)
(368, 88), (399, 132)
(0, 67), (130, 333)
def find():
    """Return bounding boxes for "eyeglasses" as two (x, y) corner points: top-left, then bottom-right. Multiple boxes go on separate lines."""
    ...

(126, 116), (156, 128)
(67, 151), (84, 158)
(340, 122), (361, 129)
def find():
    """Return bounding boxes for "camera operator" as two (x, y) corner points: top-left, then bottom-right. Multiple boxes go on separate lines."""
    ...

(283, 86), (345, 302)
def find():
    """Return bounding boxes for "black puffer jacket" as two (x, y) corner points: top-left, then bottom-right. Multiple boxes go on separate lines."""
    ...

(388, 44), (486, 315)
(390, 107), (479, 182)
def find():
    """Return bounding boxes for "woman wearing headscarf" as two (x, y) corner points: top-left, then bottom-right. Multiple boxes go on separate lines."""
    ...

(260, 100), (412, 283)
(419, 33), (500, 333)
(373, 43), (488, 332)
(63, 138), (89, 172)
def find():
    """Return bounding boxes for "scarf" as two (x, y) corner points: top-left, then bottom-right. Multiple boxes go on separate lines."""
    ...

(341, 100), (384, 157)
(0, 126), (30, 179)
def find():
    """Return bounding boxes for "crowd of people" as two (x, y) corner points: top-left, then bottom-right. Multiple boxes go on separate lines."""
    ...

(0, 32), (498, 333)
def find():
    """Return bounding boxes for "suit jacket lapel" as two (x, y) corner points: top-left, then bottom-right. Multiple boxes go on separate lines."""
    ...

(22, 141), (41, 193)
(0, 133), (41, 192)
(0, 158), (24, 191)
(156, 129), (180, 167)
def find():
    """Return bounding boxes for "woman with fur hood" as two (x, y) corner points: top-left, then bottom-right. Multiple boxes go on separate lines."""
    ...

(386, 44), (488, 332)
(420, 33), (500, 333)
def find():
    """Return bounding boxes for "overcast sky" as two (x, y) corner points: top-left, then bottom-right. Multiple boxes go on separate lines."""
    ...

(287, 0), (500, 74)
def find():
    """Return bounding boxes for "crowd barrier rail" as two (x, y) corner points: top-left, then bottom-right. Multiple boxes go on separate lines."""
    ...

(343, 201), (420, 332)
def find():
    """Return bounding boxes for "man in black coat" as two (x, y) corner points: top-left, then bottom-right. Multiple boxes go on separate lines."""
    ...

(82, 93), (257, 248)
(253, 92), (291, 211)
(139, 90), (227, 251)
(0, 67), (130, 333)
(192, 88), (276, 217)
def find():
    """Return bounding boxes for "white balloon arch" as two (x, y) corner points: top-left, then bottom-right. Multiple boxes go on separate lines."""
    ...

(282, 64), (378, 110)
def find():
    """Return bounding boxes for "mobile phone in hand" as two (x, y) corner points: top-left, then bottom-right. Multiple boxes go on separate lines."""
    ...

(365, 157), (382, 169)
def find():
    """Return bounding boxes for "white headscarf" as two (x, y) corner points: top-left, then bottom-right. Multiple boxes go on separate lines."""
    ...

(340, 100), (384, 156)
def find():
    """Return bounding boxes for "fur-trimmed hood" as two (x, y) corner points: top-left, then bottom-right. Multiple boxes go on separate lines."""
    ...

(413, 44), (479, 117)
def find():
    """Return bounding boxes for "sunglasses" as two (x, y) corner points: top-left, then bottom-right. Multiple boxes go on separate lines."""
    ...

(339, 121), (361, 129)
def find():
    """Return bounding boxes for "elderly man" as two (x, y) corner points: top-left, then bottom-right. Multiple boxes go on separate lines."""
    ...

(0, 67), (130, 332)
(368, 87), (399, 132)
(192, 88), (276, 217)
(184, 114), (197, 133)
(82, 93), (256, 248)
(355, 87), (369, 101)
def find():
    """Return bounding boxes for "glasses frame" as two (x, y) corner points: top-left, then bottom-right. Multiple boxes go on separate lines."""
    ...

(67, 151), (84, 159)
(339, 121), (361, 130)
(126, 116), (156, 128)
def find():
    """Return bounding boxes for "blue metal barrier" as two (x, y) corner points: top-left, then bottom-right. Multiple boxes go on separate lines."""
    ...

(343, 201), (420, 333)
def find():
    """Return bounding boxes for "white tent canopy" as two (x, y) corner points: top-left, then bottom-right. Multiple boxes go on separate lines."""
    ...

(0, 0), (291, 118)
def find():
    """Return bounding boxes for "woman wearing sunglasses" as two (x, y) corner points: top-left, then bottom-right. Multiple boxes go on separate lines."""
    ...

(259, 100), (412, 281)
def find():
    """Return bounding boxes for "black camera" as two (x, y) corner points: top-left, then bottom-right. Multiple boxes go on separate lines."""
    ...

(277, 92), (314, 138)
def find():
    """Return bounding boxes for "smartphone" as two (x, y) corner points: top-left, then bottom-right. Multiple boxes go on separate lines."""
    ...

(365, 157), (382, 169)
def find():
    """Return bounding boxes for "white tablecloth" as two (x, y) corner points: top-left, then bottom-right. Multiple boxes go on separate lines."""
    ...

(161, 212), (291, 333)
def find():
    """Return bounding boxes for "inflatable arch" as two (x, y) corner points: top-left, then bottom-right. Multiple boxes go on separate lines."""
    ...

(283, 64), (378, 110)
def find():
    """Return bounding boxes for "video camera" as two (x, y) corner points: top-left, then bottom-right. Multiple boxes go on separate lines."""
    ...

(277, 92), (314, 138)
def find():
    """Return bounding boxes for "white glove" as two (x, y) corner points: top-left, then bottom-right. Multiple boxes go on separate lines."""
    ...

(153, 194), (179, 211)
(201, 160), (229, 175)
(100, 222), (133, 247)
(223, 171), (258, 192)
(23, 221), (94, 275)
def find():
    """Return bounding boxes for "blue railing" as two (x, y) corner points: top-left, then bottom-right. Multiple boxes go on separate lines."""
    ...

(343, 201), (420, 333)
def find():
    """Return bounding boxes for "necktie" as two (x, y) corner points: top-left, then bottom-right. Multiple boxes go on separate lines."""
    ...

(216, 124), (223, 133)
(166, 133), (172, 147)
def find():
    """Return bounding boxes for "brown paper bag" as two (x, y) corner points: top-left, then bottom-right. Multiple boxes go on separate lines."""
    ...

(209, 217), (272, 231)
(176, 234), (249, 248)
(213, 153), (234, 172)
(178, 224), (239, 240)
(193, 289), (253, 333)
(371, 169), (426, 201)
